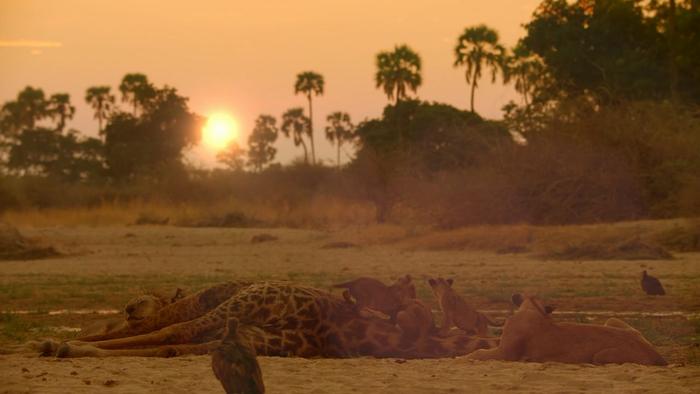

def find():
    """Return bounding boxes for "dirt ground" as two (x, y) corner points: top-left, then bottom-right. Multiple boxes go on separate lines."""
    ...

(1, 225), (699, 393)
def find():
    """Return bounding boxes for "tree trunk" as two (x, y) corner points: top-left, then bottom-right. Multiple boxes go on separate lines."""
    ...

(337, 140), (341, 169)
(308, 95), (316, 165)
(668, 0), (679, 103)
(470, 70), (478, 113)
(300, 138), (308, 164)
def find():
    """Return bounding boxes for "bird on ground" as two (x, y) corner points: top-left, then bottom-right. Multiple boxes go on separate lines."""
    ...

(211, 317), (265, 394)
(641, 270), (666, 296)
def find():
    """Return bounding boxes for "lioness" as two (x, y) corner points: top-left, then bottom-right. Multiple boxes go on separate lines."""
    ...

(428, 277), (502, 336)
(333, 275), (415, 321)
(81, 288), (185, 337)
(466, 294), (667, 365)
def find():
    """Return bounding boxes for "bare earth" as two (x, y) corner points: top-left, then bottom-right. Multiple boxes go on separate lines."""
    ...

(2, 355), (699, 394)
(1, 225), (699, 393)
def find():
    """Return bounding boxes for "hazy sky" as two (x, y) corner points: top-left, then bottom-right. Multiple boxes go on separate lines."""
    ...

(1, 0), (541, 167)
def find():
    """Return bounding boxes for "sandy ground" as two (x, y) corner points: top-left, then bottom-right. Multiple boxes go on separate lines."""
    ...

(2, 355), (700, 394)
(1, 225), (699, 393)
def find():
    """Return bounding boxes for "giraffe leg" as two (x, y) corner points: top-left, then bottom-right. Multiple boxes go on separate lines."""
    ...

(73, 281), (250, 343)
(56, 340), (221, 358)
(72, 305), (228, 350)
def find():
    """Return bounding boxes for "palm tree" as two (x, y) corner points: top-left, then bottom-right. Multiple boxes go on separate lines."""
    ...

(85, 86), (116, 134)
(294, 71), (324, 164)
(48, 93), (75, 133)
(119, 73), (155, 116)
(325, 112), (354, 168)
(375, 45), (422, 103)
(280, 108), (311, 164)
(454, 25), (506, 112)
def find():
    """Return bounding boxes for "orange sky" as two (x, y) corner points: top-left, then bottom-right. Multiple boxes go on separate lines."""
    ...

(0, 0), (541, 166)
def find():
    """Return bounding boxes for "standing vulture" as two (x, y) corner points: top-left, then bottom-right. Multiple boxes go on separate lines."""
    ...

(641, 270), (666, 296)
(211, 317), (265, 394)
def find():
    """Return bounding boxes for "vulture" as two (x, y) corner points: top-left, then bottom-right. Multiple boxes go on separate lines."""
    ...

(211, 317), (265, 394)
(641, 270), (666, 296)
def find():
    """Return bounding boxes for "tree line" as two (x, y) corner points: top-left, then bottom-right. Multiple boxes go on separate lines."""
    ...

(1, 0), (698, 224)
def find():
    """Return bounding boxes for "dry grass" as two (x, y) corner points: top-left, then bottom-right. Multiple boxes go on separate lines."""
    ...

(0, 197), (376, 229)
(396, 218), (700, 259)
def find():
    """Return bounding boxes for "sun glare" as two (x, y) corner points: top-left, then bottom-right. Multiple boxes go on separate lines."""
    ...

(202, 113), (238, 150)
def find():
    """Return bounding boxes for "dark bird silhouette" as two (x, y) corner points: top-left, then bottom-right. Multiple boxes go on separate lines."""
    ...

(211, 317), (265, 394)
(641, 270), (666, 296)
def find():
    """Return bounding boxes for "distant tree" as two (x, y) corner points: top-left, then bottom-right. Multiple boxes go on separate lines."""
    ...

(217, 142), (247, 172)
(375, 45), (422, 103)
(649, 0), (700, 103)
(104, 86), (201, 179)
(47, 93), (75, 133)
(280, 108), (311, 164)
(246, 114), (278, 172)
(0, 86), (49, 135)
(353, 100), (509, 222)
(0, 87), (50, 170)
(324, 111), (355, 168)
(454, 25), (507, 113)
(504, 43), (547, 106)
(6, 128), (104, 181)
(522, 0), (668, 103)
(85, 86), (116, 134)
(118, 73), (156, 116)
(294, 71), (324, 164)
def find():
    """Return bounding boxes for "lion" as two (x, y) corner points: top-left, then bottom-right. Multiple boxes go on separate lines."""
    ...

(428, 277), (502, 336)
(396, 298), (436, 341)
(465, 293), (667, 365)
(81, 288), (186, 338)
(332, 275), (416, 321)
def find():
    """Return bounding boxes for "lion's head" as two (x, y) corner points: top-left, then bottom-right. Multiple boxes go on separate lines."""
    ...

(391, 274), (416, 301)
(511, 293), (555, 316)
(124, 288), (185, 328)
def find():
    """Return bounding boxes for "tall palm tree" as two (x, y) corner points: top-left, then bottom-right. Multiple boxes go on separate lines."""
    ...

(454, 25), (506, 112)
(294, 71), (324, 164)
(48, 93), (75, 133)
(325, 112), (354, 168)
(85, 86), (116, 134)
(119, 73), (155, 116)
(375, 45), (422, 103)
(281, 108), (311, 164)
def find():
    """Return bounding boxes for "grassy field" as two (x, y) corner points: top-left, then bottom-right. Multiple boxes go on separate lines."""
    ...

(0, 221), (699, 393)
(0, 222), (698, 364)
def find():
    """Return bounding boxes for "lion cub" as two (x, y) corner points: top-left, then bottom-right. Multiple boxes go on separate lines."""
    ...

(333, 275), (415, 321)
(428, 277), (502, 336)
(396, 298), (436, 340)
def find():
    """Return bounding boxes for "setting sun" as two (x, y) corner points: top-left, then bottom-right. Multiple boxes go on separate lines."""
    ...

(202, 113), (238, 150)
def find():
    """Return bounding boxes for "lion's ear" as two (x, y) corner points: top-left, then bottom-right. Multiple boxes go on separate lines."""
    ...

(428, 278), (437, 287)
(544, 305), (555, 314)
(511, 293), (524, 307)
(446, 278), (454, 287)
